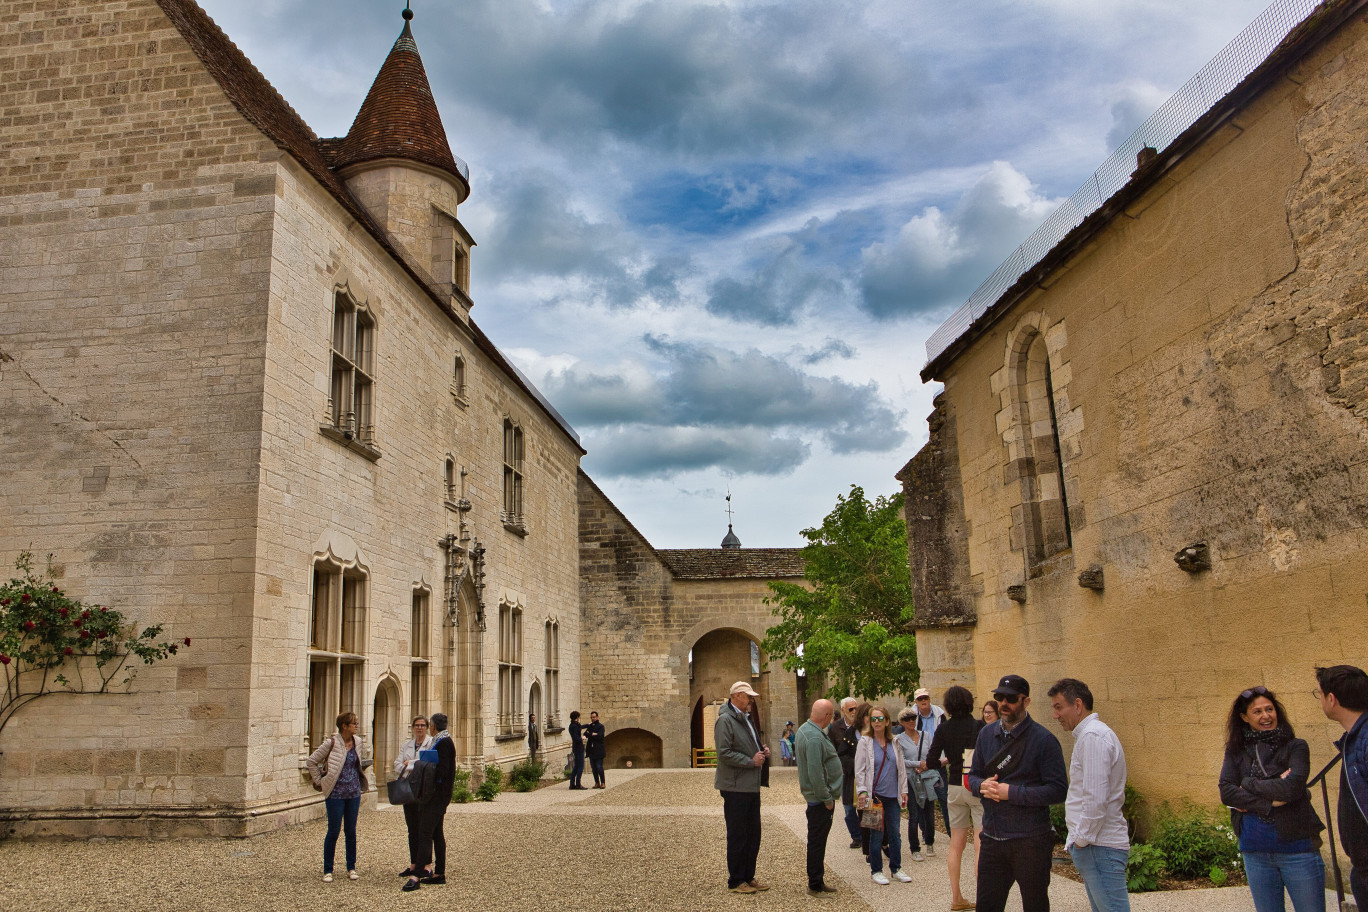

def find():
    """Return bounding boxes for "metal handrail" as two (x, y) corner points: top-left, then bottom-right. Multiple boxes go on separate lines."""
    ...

(924, 0), (1323, 366)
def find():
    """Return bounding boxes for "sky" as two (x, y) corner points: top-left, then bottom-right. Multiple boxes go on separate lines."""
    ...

(196, 0), (1277, 548)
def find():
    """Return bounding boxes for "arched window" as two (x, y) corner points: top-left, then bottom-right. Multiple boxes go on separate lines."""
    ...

(308, 557), (368, 750)
(444, 457), (456, 503)
(1010, 329), (1071, 568)
(502, 419), (525, 533)
(411, 587), (431, 716)
(544, 621), (560, 727)
(498, 600), (523, 735)
(452, 352), (467, 405)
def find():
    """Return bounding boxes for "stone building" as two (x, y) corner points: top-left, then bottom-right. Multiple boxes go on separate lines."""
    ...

(578, 473), (806, 769)
(0, 0), (583, 836)
(900, 0), (1368, 808)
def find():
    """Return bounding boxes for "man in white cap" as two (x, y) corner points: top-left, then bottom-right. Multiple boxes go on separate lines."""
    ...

(716, 680), (771, 893)
(913, 687), (949, 837)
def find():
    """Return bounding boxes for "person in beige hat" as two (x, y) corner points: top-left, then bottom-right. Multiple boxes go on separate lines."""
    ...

(716, 681), (771, 893)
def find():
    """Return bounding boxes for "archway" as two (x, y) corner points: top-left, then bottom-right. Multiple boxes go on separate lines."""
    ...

(528, 680), (542, 759)
(442, 581), (482, 767)
(372, 676), (402, 787)
(605, 728), (663, 768)
(688, 628), (770, 755)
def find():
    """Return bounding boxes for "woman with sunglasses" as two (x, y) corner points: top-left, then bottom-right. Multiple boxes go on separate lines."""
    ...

(1219, 685), (1326, 912)
(855, 705), (910, 885)
(395, 716), (432, 878)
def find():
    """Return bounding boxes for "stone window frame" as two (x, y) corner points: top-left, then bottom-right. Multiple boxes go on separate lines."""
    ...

(496, 597), (525, 738)
(992, 311), (1084, 578)
(410, 584), (432, 717)
(543, 619), (560, 730)
(307, 553), (369, 752)
(502, 418), (527, 536)
(321, 278), (381, 461)
(451, 350), (468, 407)
(431, 208), (475, 312)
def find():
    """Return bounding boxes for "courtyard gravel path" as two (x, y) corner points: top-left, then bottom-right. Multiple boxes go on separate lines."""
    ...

(0, 768), (1317, 911)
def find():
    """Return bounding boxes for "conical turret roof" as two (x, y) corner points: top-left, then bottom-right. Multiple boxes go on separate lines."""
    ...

(331, 11), (469, 197)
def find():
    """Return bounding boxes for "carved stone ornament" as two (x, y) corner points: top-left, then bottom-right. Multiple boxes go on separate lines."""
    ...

(1174, 542), (1211, 573)
(1077, 565), (1104, 591)
(1006, 584), (1027, 603)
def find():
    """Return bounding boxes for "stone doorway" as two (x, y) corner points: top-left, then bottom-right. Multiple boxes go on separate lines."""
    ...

(372, 676), (401, 785)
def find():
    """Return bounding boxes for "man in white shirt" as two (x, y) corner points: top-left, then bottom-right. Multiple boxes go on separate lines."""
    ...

(1049, 678), (1129, 912)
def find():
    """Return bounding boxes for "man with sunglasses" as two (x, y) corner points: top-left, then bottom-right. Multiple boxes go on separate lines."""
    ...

(967, 674), (1067, 912)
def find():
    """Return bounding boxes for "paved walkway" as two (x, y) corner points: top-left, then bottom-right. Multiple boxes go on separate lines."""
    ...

(0, 767), (1326, 911)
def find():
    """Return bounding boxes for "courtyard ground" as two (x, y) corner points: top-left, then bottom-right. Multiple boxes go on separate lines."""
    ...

(0, 768), (1335, 911)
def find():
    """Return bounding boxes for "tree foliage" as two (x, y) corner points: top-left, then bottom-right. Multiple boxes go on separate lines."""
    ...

(0, 551), (186, 738)
(762, 485), (918, 700)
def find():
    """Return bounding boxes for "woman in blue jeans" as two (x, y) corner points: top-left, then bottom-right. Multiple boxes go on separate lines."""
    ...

(1219, 685), (1326, 912)
(307, 711), (370, 883)
(855, 706), (910, 885)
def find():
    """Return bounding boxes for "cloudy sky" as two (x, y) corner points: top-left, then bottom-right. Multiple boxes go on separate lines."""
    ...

(197, 0), (1276, 547)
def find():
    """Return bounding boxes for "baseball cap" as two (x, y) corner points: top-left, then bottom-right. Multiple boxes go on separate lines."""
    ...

(992, 674), (1030, 697)
(913, 688), (931, 700)
(730, 681), (760, 697)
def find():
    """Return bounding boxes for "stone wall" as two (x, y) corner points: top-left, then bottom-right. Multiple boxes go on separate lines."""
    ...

(914, 6), (1368, 810)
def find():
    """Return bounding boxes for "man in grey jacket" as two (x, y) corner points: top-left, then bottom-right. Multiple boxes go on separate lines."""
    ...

(716, 681), (771, 894)
(796, 699), (842, 895)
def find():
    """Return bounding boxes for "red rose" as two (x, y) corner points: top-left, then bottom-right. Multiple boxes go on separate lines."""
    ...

(62, 646), (73, 655)
(58, 607), (68, 617)
(184, 638), (191, 647)
(0, 654), (10, 665)
(1, 597), (10, 605)
(81, 610), (90, 619)
(72, 619), (82, 629)
(96, 631), (108, 639)
(23, 621), (34, 631)
(99, 606), (108, 613)
(79, 630), (91, 640)
(21, 593), (31, 602)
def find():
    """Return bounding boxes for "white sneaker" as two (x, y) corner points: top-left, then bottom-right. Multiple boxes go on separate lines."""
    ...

(893, 869), (912, 883)
(925, 844), (935, 857)
(322, 873), (333, 883)
(348, 870), (359, 881)
(871, 872), (890, 886)
(912, 851), (925, 862)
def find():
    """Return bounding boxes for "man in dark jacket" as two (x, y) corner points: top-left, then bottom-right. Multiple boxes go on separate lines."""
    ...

(828, 697), (861, 848)
(567, 710), (586, 789)
(586, 711), (607, 788)
(404, 712), (456, 892)
(967, 675), (1067, 912)
(1317, 664), (1368, 911)
(716, 681), (771, 893)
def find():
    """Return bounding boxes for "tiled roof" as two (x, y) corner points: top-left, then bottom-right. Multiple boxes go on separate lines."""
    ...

(657, 549), (805, 580)
(328, 20), (469, 198)
(153, 0), (582, 453)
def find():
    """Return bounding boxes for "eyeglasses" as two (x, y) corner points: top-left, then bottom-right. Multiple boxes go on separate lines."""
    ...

(1240, 686), (1269, 700)
(994, 693), (1023, 705)
(870, 716), (886, 722)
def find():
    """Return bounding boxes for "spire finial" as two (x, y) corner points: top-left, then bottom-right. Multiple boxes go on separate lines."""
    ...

(402, 1), (413, 21)
(725, 489), (734, 525)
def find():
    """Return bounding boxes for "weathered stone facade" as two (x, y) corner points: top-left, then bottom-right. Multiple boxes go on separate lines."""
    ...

(578, 473), (806, 769)
(901, 0), (1368, 809)
(0, 0), (581, 836)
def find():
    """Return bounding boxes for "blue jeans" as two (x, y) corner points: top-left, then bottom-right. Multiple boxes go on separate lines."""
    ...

(1242, 851), (1326, 912)
(908, 797), (936, 851)
(844, 803), (861, 842)
(571, 747), (585, 787)
(1069, 844), (1131, 912)
(867, 795), (902, 874)
(323, 795), (360, 874)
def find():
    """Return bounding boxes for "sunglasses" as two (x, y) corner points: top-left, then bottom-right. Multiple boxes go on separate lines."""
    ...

(870, 716), (887, 722)
(993, 693), (1023, 705)
(1240, 686), (1269, 700)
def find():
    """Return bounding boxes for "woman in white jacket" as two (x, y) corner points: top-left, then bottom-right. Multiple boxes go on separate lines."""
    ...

(394, 716), (432, 878)
(855, 705), (909, 885)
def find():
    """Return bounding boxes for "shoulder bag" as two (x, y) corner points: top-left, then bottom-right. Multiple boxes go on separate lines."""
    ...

(860, 742), (892, 829)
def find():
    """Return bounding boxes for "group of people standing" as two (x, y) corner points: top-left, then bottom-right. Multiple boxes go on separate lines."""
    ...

(566, 710), (607, 789)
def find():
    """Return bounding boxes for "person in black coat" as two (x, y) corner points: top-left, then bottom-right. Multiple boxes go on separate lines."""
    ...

(1218, 686), (1325, 912)
(585, 711), (607, 788)
(404, 712), (457, 892)
(828, 698), (863, 848)
(567, 710), (587, 789)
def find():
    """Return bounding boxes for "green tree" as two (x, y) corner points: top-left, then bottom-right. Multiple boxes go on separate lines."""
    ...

(762, 485), (918, 699)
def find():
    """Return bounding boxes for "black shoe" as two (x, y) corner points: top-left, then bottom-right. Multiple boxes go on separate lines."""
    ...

(849, 840), (860, 849)
(398, 867), (419, 878)
(808, 884), (839, 895)
(420, 874), (446, 885)
(402, 879), (421, 892)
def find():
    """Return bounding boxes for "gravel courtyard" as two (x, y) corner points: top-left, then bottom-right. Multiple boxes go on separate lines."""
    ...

(0, 769), (1299, 912)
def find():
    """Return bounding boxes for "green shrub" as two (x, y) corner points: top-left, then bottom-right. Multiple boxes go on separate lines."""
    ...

(1126, 843), (1165, 892)
(1209, 864), (1229, 887)
(1048, 804), (1068, 844)
(450, 766), (473, 804)
(1148, 804), (1240, 879)
(1122, 783), (1142, 840)
(509, 758), (546, 792)
(475, 763), (504, 802)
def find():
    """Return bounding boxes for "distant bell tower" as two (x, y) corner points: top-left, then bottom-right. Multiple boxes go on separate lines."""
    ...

(721, 491), (741, 549)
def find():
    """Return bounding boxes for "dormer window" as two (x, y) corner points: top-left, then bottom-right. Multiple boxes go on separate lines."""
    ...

(431, 210), (475, 311)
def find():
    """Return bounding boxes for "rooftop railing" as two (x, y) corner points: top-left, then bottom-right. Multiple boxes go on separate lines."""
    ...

(923, 0), (1323, 366)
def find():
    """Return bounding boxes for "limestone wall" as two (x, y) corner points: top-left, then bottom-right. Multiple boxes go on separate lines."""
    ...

(914, 9), (1368, 810)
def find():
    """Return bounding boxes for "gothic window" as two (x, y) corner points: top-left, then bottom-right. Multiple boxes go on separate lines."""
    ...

(451, 352), (467, 405)
(308, 559), (368, 750)
(444, 457), (456, 503)
(411, 587), (430, 717)
(498, 601), (523, 736)
(502, 420), (526, 534)
(328, 291), (375, 444)
(1011, 329), (1072, 569)
(544, 621), (560, 728)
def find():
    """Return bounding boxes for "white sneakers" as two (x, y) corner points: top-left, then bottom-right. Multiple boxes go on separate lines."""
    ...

(871, 872), (891, 885)
(348, 871), (359, 881)
(892, 869), (913, 883)
(322, 873), (333, 883)
(912, 851), (925, 862)
(925, 844), (936, 857)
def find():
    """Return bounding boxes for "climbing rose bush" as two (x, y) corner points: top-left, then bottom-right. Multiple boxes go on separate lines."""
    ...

(0, 552), (184, 730)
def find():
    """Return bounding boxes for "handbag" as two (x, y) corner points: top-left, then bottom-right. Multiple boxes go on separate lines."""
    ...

(860, 741), (892, 828)
(386, 775), (418, 805)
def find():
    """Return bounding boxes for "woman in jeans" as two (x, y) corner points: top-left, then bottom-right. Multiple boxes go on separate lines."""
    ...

(1218, 685), (1325, 912)
(855, 705), (909, 885)
(307, 711), (370, 883)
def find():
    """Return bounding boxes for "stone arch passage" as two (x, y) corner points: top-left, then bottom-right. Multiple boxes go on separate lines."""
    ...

(605, 728), (663, 769)
(688, 628), (770, 756)
(372, 676), (402, 786)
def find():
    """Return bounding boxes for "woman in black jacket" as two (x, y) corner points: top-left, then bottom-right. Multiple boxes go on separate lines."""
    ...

(1218, 685), (1325, 912)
